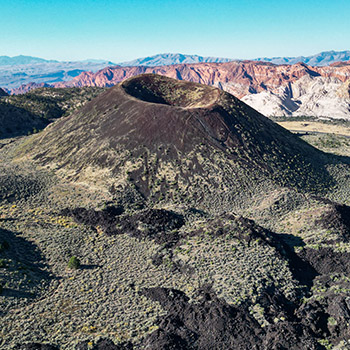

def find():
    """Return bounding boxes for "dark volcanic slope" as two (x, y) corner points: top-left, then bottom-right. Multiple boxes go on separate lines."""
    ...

(22, 74), (332, 208)
(0, 87), (105, 138)
(0, 88), (8, 97)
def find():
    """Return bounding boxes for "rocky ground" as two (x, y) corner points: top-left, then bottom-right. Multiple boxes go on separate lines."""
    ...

(1, 128), (350, 349)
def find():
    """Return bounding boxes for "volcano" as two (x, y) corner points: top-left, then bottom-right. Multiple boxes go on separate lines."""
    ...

(23, 74), (332, 210)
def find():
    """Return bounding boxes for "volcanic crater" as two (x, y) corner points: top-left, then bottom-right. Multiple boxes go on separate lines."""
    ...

(121, 74), (220, 109)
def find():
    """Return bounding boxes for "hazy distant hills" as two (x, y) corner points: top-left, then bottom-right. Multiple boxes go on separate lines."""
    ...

(254, 50), (350, 66)
(119, 51), (350, 67)
(0, 56), (116, 90)
(0, 55), (58, 66)
(118, 53), (234, 66)
(0, 55), (115, 67)
(119, 50), (350, 67)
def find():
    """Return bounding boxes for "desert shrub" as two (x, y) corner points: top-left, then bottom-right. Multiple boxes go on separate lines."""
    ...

(68, 256), (81, 270)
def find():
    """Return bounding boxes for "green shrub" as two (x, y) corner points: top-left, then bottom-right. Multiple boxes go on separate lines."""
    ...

(0, 283), (3, 294)
(327, 316), (337, 326)
(68, 256), (81, 270)
(0, 259), (7, 268)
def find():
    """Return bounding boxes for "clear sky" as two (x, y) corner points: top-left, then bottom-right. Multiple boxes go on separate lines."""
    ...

(1, 0), (349, 62)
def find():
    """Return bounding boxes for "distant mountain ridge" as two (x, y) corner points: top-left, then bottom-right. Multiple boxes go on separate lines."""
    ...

(254, 50), (350, 66)
(0, 58), (117, 90)
(0, 55), (58, 66)
(0, 55), (115, 66)
(118, 53), (234, 66)
(119, 50), (350, 67)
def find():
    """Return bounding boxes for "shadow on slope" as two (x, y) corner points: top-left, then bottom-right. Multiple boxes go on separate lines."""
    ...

(0, 86), (106, 138)
(0, 103), (49, 139)
(0, 228), (52, 309)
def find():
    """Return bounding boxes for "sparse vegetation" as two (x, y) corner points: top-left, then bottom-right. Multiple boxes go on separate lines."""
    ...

(2, 77), (350, 349)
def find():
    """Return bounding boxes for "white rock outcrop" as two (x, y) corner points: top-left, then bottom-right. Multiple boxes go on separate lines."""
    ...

(242, 76), (350, 119)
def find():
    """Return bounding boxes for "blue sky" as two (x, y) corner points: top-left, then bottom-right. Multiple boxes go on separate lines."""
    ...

(1, 0), (349, 62)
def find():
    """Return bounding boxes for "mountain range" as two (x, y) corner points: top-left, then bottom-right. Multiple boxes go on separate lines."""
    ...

(254, 50), (350, 66)
(2, 51), (350, 119)
(1, 50), (350, 91)
(23, 60), (347, 119)
(119, 50), (350, 67)
(118, 53), (234, 66)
